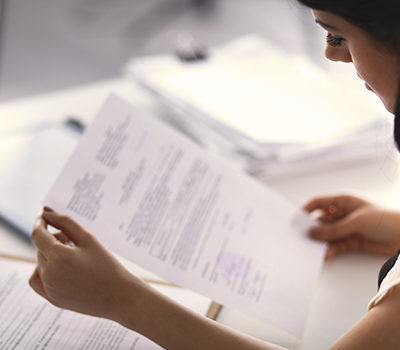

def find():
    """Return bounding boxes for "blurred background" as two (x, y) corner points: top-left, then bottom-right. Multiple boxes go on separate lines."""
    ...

(0, 0), (393, 230)
(0, 0), (327, 101)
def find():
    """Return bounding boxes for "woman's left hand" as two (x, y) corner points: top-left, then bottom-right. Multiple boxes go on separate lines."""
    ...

(29, 209), (144, 323)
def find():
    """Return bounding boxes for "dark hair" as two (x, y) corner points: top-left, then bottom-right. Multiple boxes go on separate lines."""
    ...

(297, 1), (400, 50)
(297, 0), (400, 150)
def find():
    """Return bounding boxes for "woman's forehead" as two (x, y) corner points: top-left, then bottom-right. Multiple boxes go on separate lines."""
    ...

(312, 9), (368, 38)
(312, 10), (350, 29)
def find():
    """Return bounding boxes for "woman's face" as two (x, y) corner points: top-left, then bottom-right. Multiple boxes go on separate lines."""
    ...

(313, 10), (400, 113)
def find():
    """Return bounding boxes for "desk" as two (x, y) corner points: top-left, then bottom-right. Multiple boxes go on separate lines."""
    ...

(1, 77), (399, 349)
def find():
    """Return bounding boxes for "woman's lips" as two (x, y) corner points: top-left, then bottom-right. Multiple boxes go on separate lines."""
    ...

(357, 73), (375, 92)
(357, 74), (373, 92)
(365, 82), (373, 91)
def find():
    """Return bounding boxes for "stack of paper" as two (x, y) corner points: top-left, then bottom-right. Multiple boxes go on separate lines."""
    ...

(126, 35), (392, 177)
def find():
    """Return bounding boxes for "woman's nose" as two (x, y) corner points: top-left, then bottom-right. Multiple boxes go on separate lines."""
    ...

(325, 45), (352, 63)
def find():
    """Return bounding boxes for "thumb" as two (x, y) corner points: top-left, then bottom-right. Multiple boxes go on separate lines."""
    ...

(29, 267), (48, 299)
(42, 211), (92, 246)
(309, 213), (361, 241)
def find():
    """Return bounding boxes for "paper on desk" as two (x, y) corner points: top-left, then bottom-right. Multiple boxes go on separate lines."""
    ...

(0, 258), (162, 349)
(44, 95), (325, 338)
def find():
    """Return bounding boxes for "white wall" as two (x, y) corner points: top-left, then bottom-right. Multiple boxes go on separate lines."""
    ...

(0, 0), (323, 101)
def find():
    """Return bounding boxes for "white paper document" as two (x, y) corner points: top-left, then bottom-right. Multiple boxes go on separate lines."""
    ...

(0, 258), (162, 349)
(44, 95), (325, 338)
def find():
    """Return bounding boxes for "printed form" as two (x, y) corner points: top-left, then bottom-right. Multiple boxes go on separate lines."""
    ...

(0, 258), (162, 349)
(44, 95), (325, 338)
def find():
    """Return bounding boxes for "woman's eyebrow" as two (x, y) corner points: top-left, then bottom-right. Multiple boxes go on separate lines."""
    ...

(315, 19), (338, 31)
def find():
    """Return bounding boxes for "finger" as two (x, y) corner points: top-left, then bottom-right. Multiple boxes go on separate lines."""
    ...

(323, 237), (366, 260)
(54, 232), (72, 245)
(326, 237), (399, 260)
(29, 267), (48, 300)
(325, 240), (355, 260)
(355, 239), (399, 256)
(42, 211), (90, 246)
(32, 216), (58, 253)
(309, 214), (360, 241)
(317, 211), (339, 223)
(316, 204), (349, 222)
(303, 196), (340, 213)
(325, 245), (338, 261)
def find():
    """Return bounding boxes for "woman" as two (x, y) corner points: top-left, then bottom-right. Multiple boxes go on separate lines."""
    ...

(30, 1), (400, 349)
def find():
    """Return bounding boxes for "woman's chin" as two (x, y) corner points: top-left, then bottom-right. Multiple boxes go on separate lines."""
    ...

(384, 103), (395, 114)
(379, 96), (396, 114)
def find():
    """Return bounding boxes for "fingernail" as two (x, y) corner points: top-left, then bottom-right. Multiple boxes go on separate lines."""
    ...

(43, 206), (54, 212)
(328, 204), (337, 214)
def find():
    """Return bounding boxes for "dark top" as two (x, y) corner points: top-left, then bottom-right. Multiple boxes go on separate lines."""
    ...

(378, 250), (400, 289)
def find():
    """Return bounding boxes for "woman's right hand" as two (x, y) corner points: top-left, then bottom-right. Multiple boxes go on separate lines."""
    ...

(29, 209), (147, 324)
(303, 194), (400, 260)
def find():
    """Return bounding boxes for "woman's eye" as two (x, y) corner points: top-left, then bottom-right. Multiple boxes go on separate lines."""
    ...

(326, 33), (344, 47)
